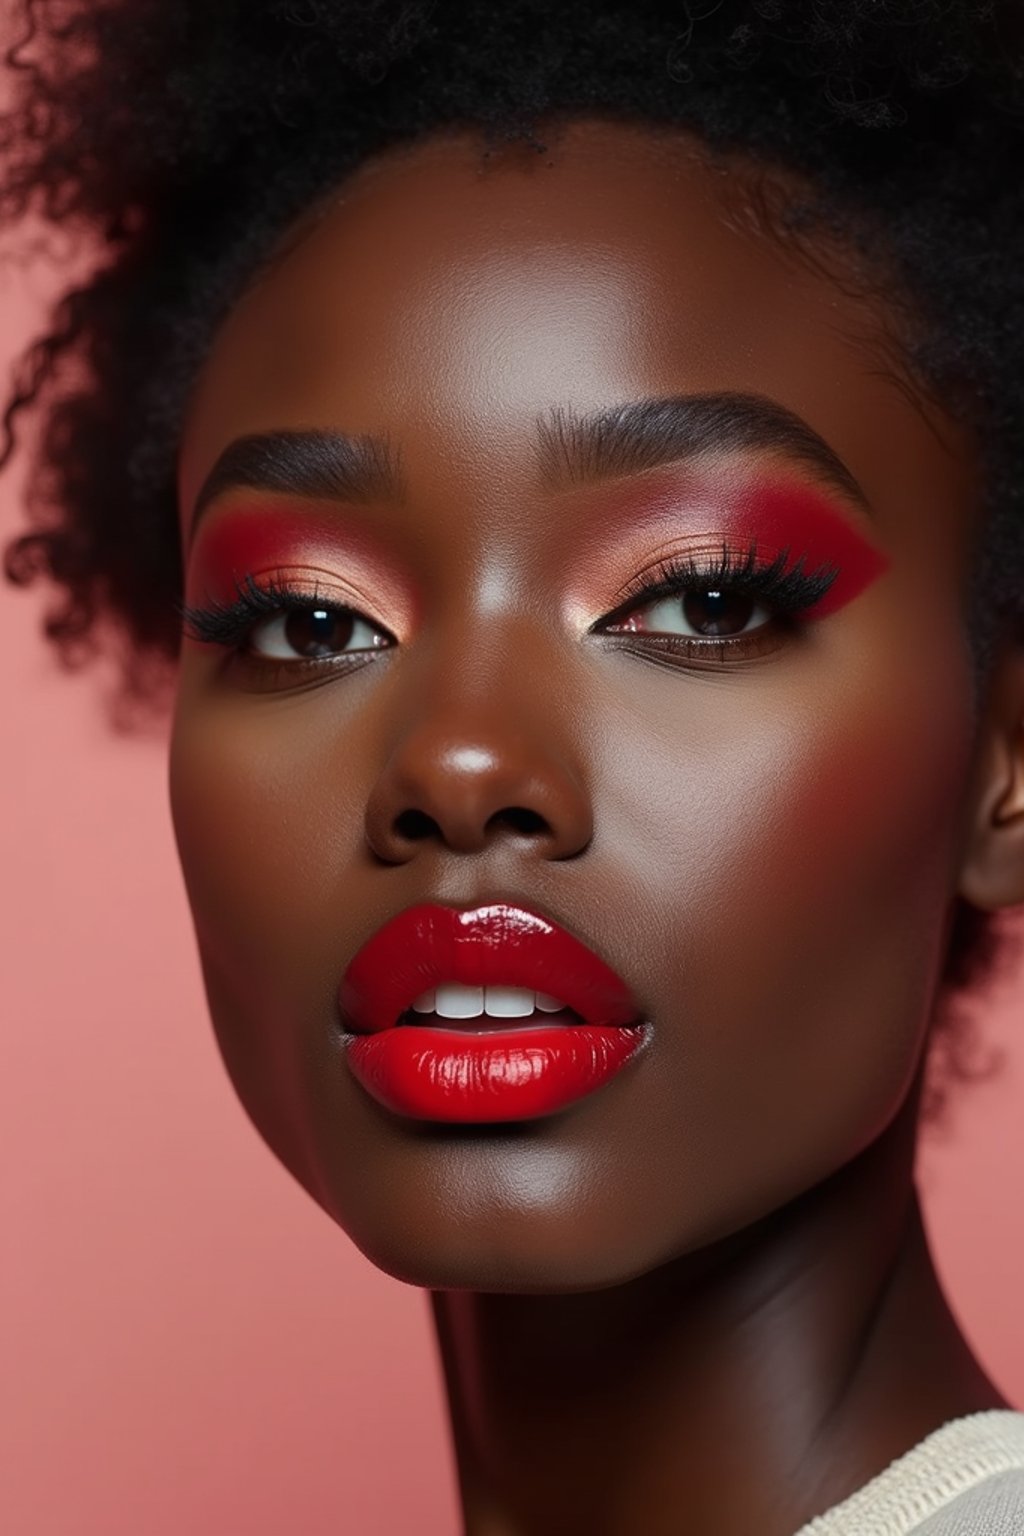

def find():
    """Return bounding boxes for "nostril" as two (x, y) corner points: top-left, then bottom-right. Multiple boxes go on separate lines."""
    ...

(392, 805), (548, 844)
(394, 808), (438, 841)
(487, 806), (547, 835)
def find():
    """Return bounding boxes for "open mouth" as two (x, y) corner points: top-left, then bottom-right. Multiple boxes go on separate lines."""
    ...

(396, 984), (585, 1032)
(339, 901), (646, 1122)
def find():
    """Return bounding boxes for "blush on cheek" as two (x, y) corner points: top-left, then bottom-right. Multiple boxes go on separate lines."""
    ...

(765, 670), (971, 934)
(675, 681), (971, 1171)
(185, 504), (417, 637)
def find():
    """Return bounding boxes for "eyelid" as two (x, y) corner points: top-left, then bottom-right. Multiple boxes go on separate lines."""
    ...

(184, 560), (407, 640)
(244, 564), (381, 613)
(606, 537), (817, 602)
(562, 474), (887, 621)
(186, 507), (416, 638)
(578, 532), (884, 635)
(591, 541), (840, 634)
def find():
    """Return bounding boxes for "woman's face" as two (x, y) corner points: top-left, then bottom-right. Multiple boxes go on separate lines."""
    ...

(170, 120), (984, 1289)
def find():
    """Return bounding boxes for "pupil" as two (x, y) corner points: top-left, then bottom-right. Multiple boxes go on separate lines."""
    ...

(682, 589), (755, 637)
(283, 605), (354, 658)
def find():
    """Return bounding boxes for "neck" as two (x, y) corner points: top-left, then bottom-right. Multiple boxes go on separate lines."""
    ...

(430, 1091), (1004, 1536)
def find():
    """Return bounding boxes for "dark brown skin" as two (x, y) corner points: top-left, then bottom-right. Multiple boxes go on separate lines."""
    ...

(169, 121), (1024, 1534)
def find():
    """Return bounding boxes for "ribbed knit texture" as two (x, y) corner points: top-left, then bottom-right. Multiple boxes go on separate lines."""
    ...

(793, 1411), (1024, 1535)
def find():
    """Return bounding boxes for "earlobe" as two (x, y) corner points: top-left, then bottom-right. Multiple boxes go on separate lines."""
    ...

(957, 640), (1024, 912)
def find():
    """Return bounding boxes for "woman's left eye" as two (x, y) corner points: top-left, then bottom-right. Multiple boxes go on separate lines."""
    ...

(248, 603), (390, 660)
(608, 588), (773, 639)
(589, 543), (839, 654)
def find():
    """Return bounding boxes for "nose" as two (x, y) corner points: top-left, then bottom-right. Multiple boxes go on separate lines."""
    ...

(362, 632), (594, 864)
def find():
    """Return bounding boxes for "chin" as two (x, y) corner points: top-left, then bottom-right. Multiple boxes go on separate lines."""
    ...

(338, 1220), (666, 1295)
(308, 1161), (715, 1295)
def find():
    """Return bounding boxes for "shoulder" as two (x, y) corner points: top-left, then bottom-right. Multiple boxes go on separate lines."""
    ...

(913, 1467), (1024, 1534)
(795, 1411), (1024, 1535)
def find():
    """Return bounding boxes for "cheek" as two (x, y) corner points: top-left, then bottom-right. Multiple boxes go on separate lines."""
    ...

(168, 710), (289, 960)
(751, 719), (957, 1092)
(608, 626), (971, 957)
(623, 639), (976, 1241)
(167, 690), (359, 1140)
(758, 700), (956, 927)
(759, 660), (972, 953)
(169, 681), (368, 928)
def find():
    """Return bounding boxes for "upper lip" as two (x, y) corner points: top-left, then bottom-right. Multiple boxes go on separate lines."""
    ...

(338, 901), (641, 1034)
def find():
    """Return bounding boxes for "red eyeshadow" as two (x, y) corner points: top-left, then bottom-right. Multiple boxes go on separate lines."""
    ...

(185, 504), (416, 636)
(566, 470), (888, 623)
(723, 482), (888, 618)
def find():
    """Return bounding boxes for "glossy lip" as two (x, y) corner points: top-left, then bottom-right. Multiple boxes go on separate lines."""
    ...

(339, 902), (648, 1123)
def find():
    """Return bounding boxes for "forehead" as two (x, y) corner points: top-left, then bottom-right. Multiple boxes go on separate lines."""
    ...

(179, 119), (976, 539)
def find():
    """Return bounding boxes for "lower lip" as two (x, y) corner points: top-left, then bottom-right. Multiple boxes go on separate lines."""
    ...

(345, 1017), (647, 1123)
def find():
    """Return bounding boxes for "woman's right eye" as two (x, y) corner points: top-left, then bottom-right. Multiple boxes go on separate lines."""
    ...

(247, 602), (392, 661)
(178, 575), (396, 665)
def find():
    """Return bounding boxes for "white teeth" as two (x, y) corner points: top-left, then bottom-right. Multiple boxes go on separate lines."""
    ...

(408, 984), (570, 1019)
(482, 986), (536, 1019)
(434, 984), (484, 1019)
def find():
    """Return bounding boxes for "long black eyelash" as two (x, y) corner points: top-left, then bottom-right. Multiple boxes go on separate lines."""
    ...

(175, 541), (840, 652)
(176, 572), (349, 646)
(600, 540), (840, 627)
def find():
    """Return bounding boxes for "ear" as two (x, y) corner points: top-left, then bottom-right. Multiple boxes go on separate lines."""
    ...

(957, 637), (1024, 911)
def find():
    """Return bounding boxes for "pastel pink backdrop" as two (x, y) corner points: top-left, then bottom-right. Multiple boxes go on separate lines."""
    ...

(2, 251), (1022, 1536)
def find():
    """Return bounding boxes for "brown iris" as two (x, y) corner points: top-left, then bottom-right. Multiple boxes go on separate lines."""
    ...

(681, 590), (758, 637)
(281, 605), (357, 658)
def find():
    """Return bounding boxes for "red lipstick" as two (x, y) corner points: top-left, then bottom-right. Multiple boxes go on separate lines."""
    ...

(339, 903), (646, 1123)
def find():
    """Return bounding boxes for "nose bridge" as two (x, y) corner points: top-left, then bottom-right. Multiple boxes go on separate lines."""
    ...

(363, 596), (594, 861)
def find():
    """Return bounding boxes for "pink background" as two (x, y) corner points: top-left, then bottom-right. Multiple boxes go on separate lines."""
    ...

(2, 258), (1022, 1536)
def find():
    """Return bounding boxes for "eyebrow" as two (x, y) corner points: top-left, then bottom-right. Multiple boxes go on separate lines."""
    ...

(536, 392), (870, 513)
(190, 390), (869, 534)
(191, 429), (403, 524)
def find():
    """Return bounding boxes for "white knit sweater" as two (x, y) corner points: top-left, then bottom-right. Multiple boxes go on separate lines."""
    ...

(793, 1411), (1024, 1534)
